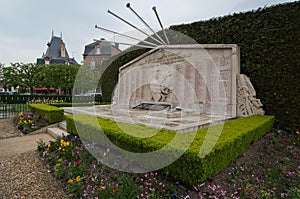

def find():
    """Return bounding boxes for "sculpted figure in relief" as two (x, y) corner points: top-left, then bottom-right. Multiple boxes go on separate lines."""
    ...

(149, 67), (172, 102)
(237, 74), (265, 116)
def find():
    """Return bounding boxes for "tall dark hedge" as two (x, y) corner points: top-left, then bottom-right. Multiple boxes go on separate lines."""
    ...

(100, 47), (149, 102)
(101, 1), (299, 130)
(170, 1), (300, 130)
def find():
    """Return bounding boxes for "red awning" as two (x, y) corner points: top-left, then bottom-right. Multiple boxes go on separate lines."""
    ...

(33, 87), (55, 91)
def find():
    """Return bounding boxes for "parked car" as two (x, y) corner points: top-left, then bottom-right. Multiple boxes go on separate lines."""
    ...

(0, 91), (17, 95)
(0, 92), (9, 95)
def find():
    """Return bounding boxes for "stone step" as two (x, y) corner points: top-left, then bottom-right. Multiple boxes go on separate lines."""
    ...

(47, 127), (69, 139)
(58, 121), (67, 131)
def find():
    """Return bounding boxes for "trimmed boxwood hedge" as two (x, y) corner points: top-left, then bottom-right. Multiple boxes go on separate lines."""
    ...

(99, 1), (299, 130)
(66, 114), (274, 186)
(49, 102), (110, 107)
(29, 104), (64, 124)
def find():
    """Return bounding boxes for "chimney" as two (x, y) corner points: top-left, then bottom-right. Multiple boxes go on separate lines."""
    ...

(114, 43), (119, 49)
(61, 42), (66, 57)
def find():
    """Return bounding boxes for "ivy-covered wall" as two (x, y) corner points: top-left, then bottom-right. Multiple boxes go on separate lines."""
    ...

(100, 1), (299, 130)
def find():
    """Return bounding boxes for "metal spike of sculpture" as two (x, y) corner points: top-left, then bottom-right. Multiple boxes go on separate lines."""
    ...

(95, 3), (170, 48)
(126, 3), (167, 45)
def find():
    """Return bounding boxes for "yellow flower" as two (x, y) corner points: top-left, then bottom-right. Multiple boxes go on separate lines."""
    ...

(63, 142), (70, 147)
(19, 112), (23, 117)
(68, 179), (74, 184)
(47, 143), (51, 148)
(261, 190), (269, 196)
(28, 120), (32, 124)
(18, 121), (22, 125)
(24, 120), (27, 124)
(58, 158), (63, 163)
(56, 163), (61, 167)
(52, 139), (56, 143)
(75, 176), (81, 182)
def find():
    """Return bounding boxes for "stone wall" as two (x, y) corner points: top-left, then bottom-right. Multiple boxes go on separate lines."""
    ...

(113, 44), (240, 117)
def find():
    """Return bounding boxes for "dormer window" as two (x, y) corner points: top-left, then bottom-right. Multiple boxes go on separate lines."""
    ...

(96, 44), (101, 54)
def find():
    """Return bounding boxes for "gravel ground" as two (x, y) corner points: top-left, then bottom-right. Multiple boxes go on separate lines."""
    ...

(0, 151), (69, 199)
(0, 118), (23, 139)
(0, 118), (70, 198)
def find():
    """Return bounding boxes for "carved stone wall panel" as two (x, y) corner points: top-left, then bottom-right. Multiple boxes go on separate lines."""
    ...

(116, 44), (242, 117)
(237, 74), (265, 116)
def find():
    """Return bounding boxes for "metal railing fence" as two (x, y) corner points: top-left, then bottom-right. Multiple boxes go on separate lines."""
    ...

(0, 94), (102, 119)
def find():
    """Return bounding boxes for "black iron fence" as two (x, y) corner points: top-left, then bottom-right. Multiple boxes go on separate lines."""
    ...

(0, 103), (29, 119)
(0, 94), (102, 119)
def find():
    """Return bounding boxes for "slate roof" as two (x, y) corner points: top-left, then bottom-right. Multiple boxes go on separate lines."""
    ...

(83, 39), (116, 56)
(37, 35), (78, 65)
(45, 36), (70, 58)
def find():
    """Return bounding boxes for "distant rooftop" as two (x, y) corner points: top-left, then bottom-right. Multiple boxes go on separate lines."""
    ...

(83, 38), (120, 57)
(37, 32), (78, 65)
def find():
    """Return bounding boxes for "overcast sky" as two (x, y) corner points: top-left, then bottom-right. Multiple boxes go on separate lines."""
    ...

(0, 0), (296, 65)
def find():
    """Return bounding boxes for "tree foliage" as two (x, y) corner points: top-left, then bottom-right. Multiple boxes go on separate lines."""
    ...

(0, 63), (4, 83)
(2, 63), (37, 92)
(34, 64), (80, 91)
(2, 63), (80, 94)
(74, 63), (102, 91)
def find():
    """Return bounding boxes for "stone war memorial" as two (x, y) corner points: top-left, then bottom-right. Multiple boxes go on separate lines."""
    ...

(68, 4), (265, 133)
(109, 44), (265, 131)
(65, 3), (274, 187)
(69, 43), (265, 132)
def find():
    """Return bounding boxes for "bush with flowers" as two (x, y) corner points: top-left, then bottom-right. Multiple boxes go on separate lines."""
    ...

(14, 111), (48, 134)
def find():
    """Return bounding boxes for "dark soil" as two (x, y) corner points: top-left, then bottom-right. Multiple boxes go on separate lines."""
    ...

(177, 130), (300, 198)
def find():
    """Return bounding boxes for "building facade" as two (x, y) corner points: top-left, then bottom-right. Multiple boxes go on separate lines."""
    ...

(83, 38), (121, 71)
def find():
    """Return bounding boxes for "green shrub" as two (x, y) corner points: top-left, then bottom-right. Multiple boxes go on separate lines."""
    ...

(50, 102), (110, 107)
(29, 104), (64, 124)
(66, 114), (274, 186)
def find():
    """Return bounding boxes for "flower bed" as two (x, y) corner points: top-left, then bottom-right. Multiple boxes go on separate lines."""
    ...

(38, 136), (179, 198)
(14, 111), (48, 134)
(37, 129), (300, 198)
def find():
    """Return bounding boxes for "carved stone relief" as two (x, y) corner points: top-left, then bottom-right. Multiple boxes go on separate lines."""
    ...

(237, 74), (265, 116)
(149, 66), (172, 102)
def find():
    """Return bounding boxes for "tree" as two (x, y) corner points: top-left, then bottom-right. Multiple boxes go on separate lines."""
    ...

(2, 63), (81, 94)
(0, 63), (3, 84)
(34, 64), (80, 94)
(0, 63), (4, 91)
(74, 63), (102, 92)
(2, 63), (37, 93)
